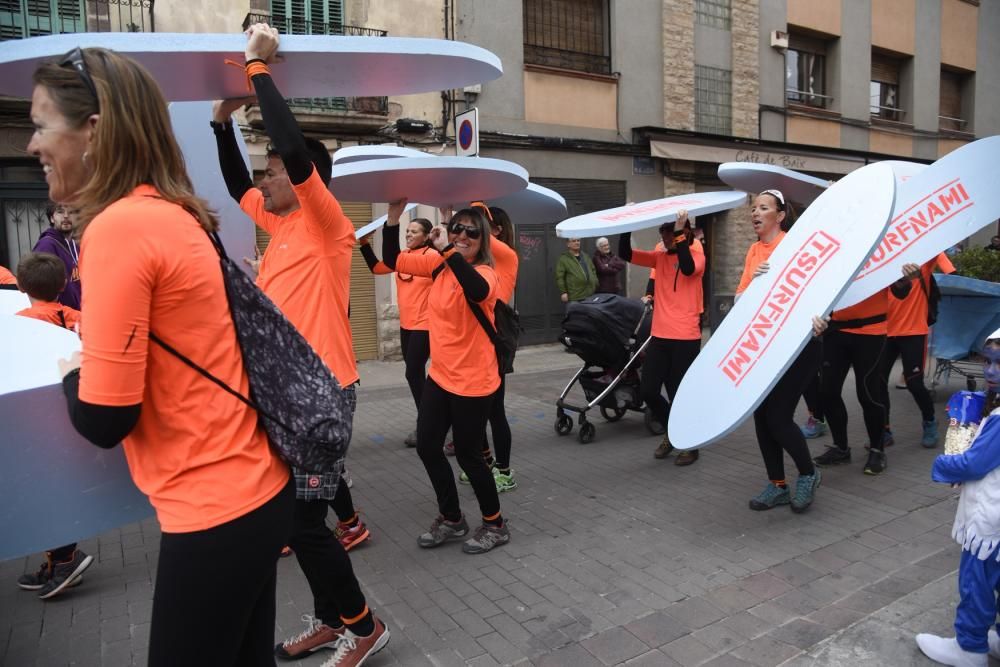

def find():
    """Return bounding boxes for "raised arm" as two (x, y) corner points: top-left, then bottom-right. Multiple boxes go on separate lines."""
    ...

(210, 97), (256, 203)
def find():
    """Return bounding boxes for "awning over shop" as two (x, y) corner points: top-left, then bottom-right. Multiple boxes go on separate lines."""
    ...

(649, 139), (865, 175)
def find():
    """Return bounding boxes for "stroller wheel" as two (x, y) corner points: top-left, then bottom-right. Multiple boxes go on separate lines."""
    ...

(644, 407), (665, 435)
(554, 415), (573, 436)
(578, 422), (596, 444)
(600, 405), (627, 422)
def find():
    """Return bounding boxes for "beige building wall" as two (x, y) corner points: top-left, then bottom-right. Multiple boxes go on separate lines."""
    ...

(155, 0), (245, 33)
(786, 0), (840, 34)
(785, 116), (840, 148)
(871, 0), (914, 55)
(941, 0), (977, 71)
(869, 129), (914, 157)
(938, 137), (970, 157)
(348, 0), (443, 128)
(731, 0), (759, 139)
(523, 70), (617, 131)
(663, 0), (694, 129)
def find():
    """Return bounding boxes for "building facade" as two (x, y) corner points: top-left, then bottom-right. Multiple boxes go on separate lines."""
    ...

(1, 0), (996, 358)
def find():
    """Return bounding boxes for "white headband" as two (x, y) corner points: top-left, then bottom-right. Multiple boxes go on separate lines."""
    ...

(761, 189), (785, 206)
(989, 326), (1000, 342)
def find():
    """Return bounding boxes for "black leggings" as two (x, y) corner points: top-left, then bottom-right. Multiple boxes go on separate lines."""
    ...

(289, 498), (368, 626)
(821, 329), (889, 451)
(640, 337), (702, 433)
(755, 339), (820, 481)
(400, 328), (430, 410)
(883, 334), (935, 422)
(148, 480), (294, 667)
(328, 475), (355, 524)
(802, 370), (824, 422)
(486, 376), (512, 469)
(417, 377), (500, 522)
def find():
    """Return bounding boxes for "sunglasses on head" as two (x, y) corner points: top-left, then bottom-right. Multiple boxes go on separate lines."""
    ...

(447, 221), (482, 239)
(58, 47), (99, 110)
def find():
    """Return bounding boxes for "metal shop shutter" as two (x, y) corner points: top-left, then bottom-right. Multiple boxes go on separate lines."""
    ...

(251, 201), (378, 361)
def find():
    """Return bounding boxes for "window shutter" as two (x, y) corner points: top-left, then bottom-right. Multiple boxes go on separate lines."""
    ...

(939, 70), (962, 120)
(871, 54), (899, 84)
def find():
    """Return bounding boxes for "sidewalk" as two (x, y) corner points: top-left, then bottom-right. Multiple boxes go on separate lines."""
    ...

(0, 344), (986, 666)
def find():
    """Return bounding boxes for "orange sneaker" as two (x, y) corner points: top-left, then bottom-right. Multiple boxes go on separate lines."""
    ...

(335, 519), (371, 552)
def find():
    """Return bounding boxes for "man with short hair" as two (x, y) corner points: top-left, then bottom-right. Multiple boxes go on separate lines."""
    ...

(32, 203), (81, 309)
(211, 24), (387, 664)
(555, 237), (597, 304)
(986, 235), (1000, 252)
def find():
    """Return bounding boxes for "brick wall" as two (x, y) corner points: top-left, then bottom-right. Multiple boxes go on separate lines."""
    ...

(730, 0), (759, 139)
(663, 0), (695, 129)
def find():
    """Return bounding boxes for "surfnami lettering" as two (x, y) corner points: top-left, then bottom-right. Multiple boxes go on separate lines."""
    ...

(719, 231), (841, 386)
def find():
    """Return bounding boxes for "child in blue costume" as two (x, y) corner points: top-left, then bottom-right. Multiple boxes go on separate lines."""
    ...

(916, 327), (1000, 666)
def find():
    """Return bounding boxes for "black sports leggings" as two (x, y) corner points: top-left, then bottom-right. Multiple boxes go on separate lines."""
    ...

(883, 334), (935, 422)
(486, 375), (512, 469)
(148, 480), (294, 667)
(288, 498), (368, 627)
(755, 339), (821, 481)
(640, 337), (702, 433)
(400, 327), (430, 409)
(802, 370), (824, 422)
(417, 377), (500, 522)
(821, 329), (889, 451)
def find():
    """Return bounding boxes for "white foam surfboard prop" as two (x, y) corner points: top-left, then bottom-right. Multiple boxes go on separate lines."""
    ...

(473, 183), (568, 225)
(0, 315), (153, 561)
(835, 136), (1000, 309)
(0, 33), (503, 101)
(329, 156), (529, 208)
(169, 101), (257, 273)
(718, 163), (830, 206)
(333, 145), (431, 165)
(668, 163), (897, 451)
(555, 190), (746, 239)
(353, 203), (420, 239)
(0, 290), (29, 317)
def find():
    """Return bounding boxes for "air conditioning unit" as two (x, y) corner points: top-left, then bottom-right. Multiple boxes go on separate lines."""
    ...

(770, 30), (789, 50)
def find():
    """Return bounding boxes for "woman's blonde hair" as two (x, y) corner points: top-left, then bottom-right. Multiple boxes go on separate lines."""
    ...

(32, 48), (218, 236)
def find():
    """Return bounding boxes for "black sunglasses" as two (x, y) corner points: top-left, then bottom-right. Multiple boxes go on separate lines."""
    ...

(447, 221), (482, 239)
(59, 47), (99, 110)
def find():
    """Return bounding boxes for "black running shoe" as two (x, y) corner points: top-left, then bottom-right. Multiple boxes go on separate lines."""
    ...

(814, 446), (851, 466)
(864, 449), (887, 476)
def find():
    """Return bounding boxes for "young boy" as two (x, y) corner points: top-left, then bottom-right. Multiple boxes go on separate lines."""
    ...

(13, 252), (92, 599)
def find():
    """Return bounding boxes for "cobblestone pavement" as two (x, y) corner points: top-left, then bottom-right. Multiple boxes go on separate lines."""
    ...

(1, 346), (989, 666)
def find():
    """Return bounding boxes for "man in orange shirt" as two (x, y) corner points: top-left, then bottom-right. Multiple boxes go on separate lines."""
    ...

(211, 25), (388, 663)
(619, 211), (704, 466)
(883, 253), (955, 448)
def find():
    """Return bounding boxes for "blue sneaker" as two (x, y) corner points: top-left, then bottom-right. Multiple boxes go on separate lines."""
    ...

(921, 419), (938, 448)
(800, 416), (827, 439)
(748, 483), (790, 511)
(791, 470), (821, 513)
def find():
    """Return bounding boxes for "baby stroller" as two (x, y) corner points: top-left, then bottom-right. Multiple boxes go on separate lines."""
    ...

(929, 274), (1000, 395)
(555, 294), (656, 443)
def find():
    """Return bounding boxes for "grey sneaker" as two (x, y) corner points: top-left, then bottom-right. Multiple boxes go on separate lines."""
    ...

(37, 550), (93, 600)
(748, 483), (790, 511)
(462, 522), (510, 555)
(791, 469), (822, 513)
(417, 515), (469, 548)
(814, 446), (851, 466)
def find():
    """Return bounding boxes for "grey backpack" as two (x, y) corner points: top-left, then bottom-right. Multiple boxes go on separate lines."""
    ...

(150, 230), (352, 474)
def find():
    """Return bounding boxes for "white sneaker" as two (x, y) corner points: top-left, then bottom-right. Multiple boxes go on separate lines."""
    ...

(988, 628), (1000, 659)
(915, 634), (988, 666)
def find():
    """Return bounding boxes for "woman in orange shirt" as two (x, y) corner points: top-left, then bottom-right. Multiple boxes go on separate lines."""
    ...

(360, 200), (434, 447)
(382, 208), (510, 555)
(32, 48), (292, 665)
(736, 191), (823, 513)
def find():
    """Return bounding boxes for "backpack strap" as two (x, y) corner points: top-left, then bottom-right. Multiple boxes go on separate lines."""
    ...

(465, 297), (499, 344)
(58, 309), (67, 330)
(149, 331), (293, 435)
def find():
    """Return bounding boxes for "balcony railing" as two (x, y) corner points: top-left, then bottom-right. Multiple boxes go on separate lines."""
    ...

(241, 13), (389, 117)
(786, 88), (833, 110)
(939, 114), (969, 133)
(0, 0), (153, 40)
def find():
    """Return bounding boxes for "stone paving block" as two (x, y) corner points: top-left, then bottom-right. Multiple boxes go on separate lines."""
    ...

(659, 633), (716, 666)
(534, 642), (605, 667)
(623, 610), (688, 648)
(737, 572), (793, 601)
(663, 596), (727, 630)
(766, 617), (837, 650)
(767, 559), (825, 588)
(624, 648), (684, 666)
(806, 604), (866, 632)
(837, 589), (897, 614)
(579, 626), (649, 666)
(99, 614), (131, 643)
(702, 582), (764, 616)
(729, 634), (800, 666)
